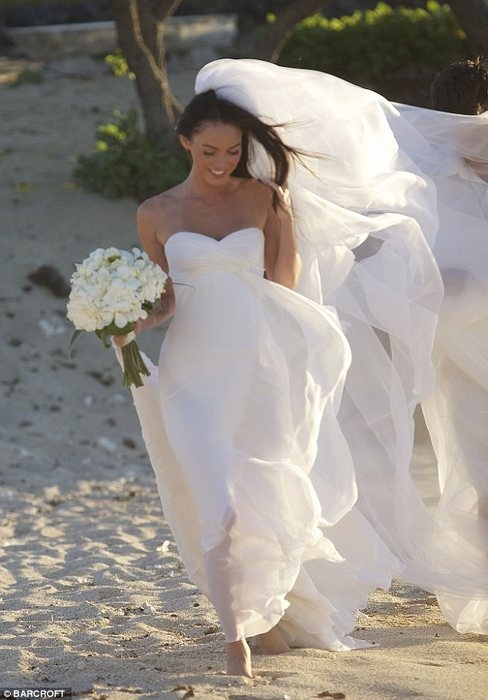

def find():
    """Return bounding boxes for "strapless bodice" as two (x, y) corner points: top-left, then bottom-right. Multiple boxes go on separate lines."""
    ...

(165, 227), (265, 281)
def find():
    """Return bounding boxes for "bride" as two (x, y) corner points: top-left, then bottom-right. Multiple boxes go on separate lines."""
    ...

(113, 59), (445, 676)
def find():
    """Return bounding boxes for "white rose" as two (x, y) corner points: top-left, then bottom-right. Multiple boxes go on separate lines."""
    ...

(67, 297), (104, 332)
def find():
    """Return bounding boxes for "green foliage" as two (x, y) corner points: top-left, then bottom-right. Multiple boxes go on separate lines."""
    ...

(74, 110), (188, 201)
(105, 49), (135, 80)
(10, 68), (44, 87)
(279, 1), (469, 89)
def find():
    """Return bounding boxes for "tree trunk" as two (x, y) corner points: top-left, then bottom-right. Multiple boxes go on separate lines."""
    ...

(112, 0), (182, 148)
(448, 0), (488, 57)
(255, 0), (325, 63)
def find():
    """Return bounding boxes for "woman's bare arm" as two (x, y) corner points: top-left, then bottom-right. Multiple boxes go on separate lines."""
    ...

(263, 185), (301, 289)
(113, 201), (175, 347)
(136, 201), (176, 331)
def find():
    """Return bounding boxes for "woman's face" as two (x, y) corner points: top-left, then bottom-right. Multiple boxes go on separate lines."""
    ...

(180, 121), (243, 187)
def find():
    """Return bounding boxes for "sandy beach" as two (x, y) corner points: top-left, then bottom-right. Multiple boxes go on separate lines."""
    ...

(0, 61), (486, 699)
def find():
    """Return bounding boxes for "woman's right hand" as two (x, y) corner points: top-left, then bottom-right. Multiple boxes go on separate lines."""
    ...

(112, 319), (146, 347)
(113, 334), (131, 347)
(112, 303), (171, 346)
(112, 329), (136, 348)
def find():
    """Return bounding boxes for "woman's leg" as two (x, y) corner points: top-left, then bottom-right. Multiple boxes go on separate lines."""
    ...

(259, 625), (290, 654)
(204, 530), (254, 677)
(226, 639), (253, 677)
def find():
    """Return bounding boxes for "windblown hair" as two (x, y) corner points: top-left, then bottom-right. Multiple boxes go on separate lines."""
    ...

(176, 89), (301, 208)
(431, 57), (488, 115)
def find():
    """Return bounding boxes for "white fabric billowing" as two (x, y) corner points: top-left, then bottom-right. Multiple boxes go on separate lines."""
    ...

(394, 105), (488, 169)
(396, 103), (488, 633)
(119, 60), (466, 647)
(196, 59), (446, 607)
(196, 60), (488, 635)
(120, 227), (396, 648)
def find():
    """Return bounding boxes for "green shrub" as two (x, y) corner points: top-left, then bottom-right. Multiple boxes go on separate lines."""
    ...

(10, 67), (44, 87)
(279, 1), (468, 89)
(74, 110), (188, 201)
(105, 49), (135, 80)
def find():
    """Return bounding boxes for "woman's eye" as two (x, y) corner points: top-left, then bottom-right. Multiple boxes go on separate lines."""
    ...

(202, 149), (240, 156)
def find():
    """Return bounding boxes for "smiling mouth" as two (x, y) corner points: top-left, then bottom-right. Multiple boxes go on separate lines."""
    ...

(209, 169), (226, 176)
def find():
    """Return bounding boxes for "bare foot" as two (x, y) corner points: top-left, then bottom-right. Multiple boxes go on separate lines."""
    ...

(226, 638), (253, 677)
(259, 626), (290, 655)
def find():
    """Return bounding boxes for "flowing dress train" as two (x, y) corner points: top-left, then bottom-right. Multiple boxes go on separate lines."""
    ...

(196, 58), (445, 609)
(396, 105), (488, 633)
(195, 60), (487, 635)
(121, 226), (396, 648)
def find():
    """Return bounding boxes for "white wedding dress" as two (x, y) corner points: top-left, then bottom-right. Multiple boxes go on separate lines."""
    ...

(193, 59), (447, 618)
(118, 59), (488, 646)
(191, 59), (487, 637)
(121, 226), (397, 648)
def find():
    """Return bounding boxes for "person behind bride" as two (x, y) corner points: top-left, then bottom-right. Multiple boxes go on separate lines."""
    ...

(403, 58), (488, 633)
(111, 59), (446, 677)
(430, 56), (488, 115)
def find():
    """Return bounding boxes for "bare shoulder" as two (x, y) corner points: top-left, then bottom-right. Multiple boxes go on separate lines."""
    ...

(240, 177), (273, 201)
(137, 186), (180, 223)
(137, 185), (186, 241)
(238, 178), (274, 219)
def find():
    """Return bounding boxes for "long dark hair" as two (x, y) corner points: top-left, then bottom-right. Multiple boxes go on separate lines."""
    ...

(176, 89), (301, 209)
(431, 57), (488, 115)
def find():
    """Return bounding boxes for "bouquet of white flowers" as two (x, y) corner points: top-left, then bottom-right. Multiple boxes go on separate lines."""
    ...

(67, 247), (168, 387)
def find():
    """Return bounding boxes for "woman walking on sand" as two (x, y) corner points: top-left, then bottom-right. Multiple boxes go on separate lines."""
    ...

(113, 59), (443, 676)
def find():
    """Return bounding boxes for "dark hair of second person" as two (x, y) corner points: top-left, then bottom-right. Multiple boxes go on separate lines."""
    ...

(431, 57), (488, 115)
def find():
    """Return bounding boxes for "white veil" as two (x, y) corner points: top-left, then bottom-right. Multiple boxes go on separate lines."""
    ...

(196, 59), (486, 632)
(395, 103), (488, 633)
(195, 61), (441, 567)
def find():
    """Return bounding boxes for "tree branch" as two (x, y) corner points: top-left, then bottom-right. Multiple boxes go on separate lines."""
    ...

(152, 0), (184, 22)
(256, 0), (325, 63)
(128, 0), (168, 85)
(112, 0), (181, 140)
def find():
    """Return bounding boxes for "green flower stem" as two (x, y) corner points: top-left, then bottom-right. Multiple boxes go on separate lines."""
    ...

(121, 339), (150, 388)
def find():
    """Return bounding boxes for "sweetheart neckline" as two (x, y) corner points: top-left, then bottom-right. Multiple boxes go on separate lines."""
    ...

(165, 226), (263, 246)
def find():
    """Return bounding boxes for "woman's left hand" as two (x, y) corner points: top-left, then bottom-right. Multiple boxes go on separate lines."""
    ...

(269, 182), (293, 217)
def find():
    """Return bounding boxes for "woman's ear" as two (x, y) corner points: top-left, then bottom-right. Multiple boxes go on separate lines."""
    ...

(179, 134), (191, 151)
